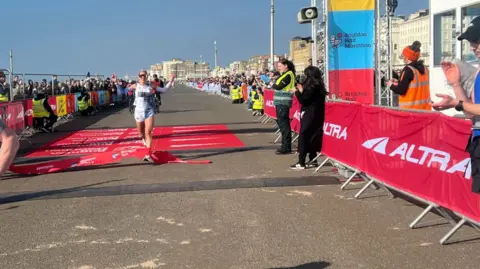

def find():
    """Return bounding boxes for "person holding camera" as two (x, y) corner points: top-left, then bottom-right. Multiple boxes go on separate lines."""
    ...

(291, 66), (327, 169)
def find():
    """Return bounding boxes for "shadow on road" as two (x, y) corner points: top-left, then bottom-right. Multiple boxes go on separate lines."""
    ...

(0, 179), (125, 205)
(268, 261), (331, 269)
(0, 175), (338, 205)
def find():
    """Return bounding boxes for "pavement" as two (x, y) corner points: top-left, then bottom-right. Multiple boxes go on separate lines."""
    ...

(0, 85), (479, 269)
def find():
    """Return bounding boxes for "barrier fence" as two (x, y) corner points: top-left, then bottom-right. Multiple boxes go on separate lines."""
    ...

(188, 82), (480, 245)
(0, 90), (118, 136)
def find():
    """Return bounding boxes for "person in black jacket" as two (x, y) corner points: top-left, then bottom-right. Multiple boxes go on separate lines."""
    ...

(291, 66), (327, 170)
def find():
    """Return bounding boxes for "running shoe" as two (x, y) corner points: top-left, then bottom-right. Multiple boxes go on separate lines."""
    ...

(143, 155), (153, 163)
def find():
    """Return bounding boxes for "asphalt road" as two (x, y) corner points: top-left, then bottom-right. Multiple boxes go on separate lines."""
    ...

(0, 85), (479, 269)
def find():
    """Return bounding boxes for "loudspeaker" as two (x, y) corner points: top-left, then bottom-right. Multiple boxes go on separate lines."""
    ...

(298, 7), (318, 24)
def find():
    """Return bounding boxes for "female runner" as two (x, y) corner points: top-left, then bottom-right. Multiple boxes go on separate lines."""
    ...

(129, 70), (175, 162)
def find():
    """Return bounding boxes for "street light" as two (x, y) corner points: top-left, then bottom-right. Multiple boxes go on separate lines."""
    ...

(270, 0), (275, 71)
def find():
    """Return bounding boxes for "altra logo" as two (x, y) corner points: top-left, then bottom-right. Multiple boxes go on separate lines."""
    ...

(362, 137), (472, 179)
(324, 123), (347, 140)
(265, 100), (274, 107)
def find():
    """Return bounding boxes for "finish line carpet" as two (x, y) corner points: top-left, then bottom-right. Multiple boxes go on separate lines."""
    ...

(25, 125), (245, 158)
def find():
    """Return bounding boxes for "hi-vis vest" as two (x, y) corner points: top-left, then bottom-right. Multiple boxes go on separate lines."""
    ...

(78, 95), (89, 111)
(273, 70), (295, 107)
(32, 98), (49, 118)
(275, 70), (296, 91)
(0, 92), (8, 102)
(399, 66), (432, 111)
(252, 92), (264, 110)
(231, 86), (240, 100)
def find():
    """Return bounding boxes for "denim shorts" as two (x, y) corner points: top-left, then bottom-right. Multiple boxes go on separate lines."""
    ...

(134, 107), (155, 122)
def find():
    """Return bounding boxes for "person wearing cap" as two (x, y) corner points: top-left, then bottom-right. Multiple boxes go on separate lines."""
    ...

(387, 41), (431, 110)
(432, 17), (480, 194)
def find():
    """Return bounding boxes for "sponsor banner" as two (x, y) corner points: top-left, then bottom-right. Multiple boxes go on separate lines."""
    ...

(90, 92), (99, 107)
(23, 99), (33, 126)
(56, 95), (67, 116)
(75, 92), (81, 111)
(66, 94), (75, 114)
(322, 102), (362, 167)
(328, 0), (374, 104)
(48, 96), (57, 114)
(3, 102), (25, 134)
(262, 89), (276, 119)
(98, 90), (105, 106)
(328, 69), (374, 104)
(358, 105), (480, 222)
(290, 96), (301, 134)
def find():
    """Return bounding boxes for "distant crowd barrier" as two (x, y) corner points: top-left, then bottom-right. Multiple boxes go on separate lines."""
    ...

(0, 90), (119, 137)
(188, 83), (480, 245)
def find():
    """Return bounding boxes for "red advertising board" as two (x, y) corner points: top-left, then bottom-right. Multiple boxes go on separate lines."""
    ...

(262, 89), (276, 119)
(48, 96), (57, 114)
(66, 94), (75, 114)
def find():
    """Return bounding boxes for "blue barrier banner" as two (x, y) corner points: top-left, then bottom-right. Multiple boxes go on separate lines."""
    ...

(99, 91), (105, 105)
(327, 0), (374, 104)
(74, 92), (81, 112)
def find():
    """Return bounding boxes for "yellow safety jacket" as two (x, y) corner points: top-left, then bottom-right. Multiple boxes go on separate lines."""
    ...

(231, 87), (240, 100)
(32, 98), (50, 118)
(0, 93), (8, 102)
(252, 92), (264, 110)
(78, 96), (89, 111)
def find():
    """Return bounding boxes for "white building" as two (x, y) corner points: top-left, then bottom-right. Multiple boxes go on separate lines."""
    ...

(391, 10), (430, 69)
(430, 0), (480, 116)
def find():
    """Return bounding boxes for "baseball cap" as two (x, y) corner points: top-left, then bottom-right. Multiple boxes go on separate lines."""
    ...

(458, 16), (480, 42)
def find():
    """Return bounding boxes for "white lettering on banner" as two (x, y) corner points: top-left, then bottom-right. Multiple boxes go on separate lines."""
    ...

(17, 110), (24, 119)
(362, 137), (472, 179)
(37, 165), (54, 171)
(50, 105), (56, 111)
(266, 100), (274, 108)
(79, 157), (97, 165)
(293, 111), (301, 121)
(323, 123), (347, 140)
(73, 148), (109, 153)
(5, 113), (11, 121)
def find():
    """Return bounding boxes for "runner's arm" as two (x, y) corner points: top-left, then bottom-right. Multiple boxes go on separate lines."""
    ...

(0, 120), (19, 176)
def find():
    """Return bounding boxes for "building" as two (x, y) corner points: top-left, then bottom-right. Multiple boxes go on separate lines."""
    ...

(391, 9), (430, 69)
(149, 63), (164, 79)
(430, 0), (480, 117)
(229, 61), (248, 74)
(211, 67), (230, 78)
(289, 36), (312, 74)
(161, 59), (211, 80)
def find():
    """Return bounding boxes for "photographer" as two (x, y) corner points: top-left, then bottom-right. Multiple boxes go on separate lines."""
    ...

(291, 66), (327, 170)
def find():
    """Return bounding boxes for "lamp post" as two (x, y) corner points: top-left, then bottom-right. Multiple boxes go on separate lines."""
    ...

(200, 55), (203, 79)
(270, 0), (275, 70)
(214, 41), (218, 69)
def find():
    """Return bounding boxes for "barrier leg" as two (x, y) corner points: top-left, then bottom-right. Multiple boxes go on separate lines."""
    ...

(292, 133), (299, 143)
(258, 114), (267, 122)
(274, 133), (282, 144)
(440, 218), (467, 245)
(340, 170), (359, 190)
(314, 157), (330, 173)
(274, 129), (280, 135)
(354, 178), (377, 199)
(436, 207), (458, 227)
(409, 204), (435, 229)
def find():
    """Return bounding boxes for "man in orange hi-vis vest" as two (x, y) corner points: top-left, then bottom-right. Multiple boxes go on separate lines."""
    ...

(387, 41), (432, 110)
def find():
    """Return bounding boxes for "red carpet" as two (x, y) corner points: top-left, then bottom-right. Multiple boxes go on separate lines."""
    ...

(25, 125), (245, 158)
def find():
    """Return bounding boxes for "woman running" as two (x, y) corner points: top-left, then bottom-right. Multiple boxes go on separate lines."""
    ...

(129, 70), (175, 162)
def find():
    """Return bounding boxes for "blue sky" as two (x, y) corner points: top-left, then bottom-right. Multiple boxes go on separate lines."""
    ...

(0, 0), (427, 78)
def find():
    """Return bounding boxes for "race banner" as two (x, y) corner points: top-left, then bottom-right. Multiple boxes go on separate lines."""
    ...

(66, 94), (75, 114)
(290, 96), (301, 134)
(262, 89), (276, 119)
(56, 95), (67, 116)
(48, 96), (57, 114)
(327, 0), (375, 104)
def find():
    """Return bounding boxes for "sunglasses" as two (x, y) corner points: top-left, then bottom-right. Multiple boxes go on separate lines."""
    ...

(138, 74), (147, 78)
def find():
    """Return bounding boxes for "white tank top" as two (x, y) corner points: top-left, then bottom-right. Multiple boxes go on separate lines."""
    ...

(134, 83), (155, 110)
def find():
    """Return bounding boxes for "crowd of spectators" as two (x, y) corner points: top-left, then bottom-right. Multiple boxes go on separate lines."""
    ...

(0, 71), (137, 101)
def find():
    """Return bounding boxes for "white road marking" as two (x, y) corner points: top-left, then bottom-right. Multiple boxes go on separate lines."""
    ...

(75, 225), (97, 230)
(169, 143), (224, 148)
(179, 240), (190, 245)
(171, 137), (213, 142)
(199, 228), (212, 233)
(290, 190), (313, 197)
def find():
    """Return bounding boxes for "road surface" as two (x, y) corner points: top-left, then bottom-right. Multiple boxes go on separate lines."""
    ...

(0, 85), (478, 269)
